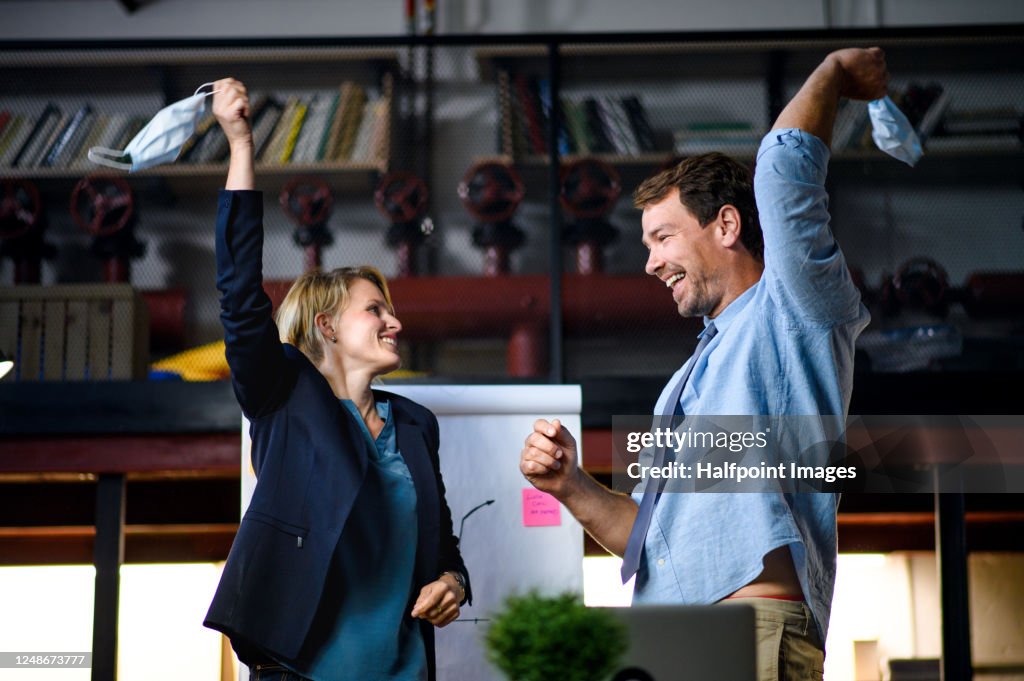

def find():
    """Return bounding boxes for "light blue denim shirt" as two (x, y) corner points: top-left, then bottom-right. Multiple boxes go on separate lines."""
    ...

(631, 129), (870, 645)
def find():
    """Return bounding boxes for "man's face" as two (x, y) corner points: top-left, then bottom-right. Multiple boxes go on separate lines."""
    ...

(641, 189), (725, 319)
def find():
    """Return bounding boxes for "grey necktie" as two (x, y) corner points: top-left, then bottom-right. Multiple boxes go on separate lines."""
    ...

(620, 322), (718, 582)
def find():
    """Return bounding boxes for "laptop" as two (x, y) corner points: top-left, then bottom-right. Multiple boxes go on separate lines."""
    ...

(601, 604), (757, 681)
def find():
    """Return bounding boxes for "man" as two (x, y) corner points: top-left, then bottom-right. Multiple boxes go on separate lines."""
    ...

(520, 47), (887, 680)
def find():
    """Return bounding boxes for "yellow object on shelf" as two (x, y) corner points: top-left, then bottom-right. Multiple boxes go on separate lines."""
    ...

(150, 340), (230, 381)
(151, 339), (427, 382)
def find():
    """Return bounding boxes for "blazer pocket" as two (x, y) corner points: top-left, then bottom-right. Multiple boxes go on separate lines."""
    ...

(246, 509), (309, 548)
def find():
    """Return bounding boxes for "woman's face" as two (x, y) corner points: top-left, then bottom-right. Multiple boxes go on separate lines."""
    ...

(333, 278), (402, 375)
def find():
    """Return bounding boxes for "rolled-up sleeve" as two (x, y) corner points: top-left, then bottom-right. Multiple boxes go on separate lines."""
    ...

(755, 129), (863, 324)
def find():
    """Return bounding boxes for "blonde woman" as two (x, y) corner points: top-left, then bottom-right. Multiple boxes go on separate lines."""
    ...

(204, 78), (470, 681)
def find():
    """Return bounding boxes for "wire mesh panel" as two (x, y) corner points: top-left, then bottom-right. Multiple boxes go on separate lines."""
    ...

(0, 32), (1021, 382)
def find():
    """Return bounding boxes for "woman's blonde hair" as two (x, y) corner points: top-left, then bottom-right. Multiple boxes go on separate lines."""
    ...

(275, 265), (393, 366)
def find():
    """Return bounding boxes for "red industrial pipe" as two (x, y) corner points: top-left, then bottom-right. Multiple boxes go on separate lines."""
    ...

(575, 242), (603, 276)
(963, 272), (1024, 319)
(257, 268), (1024, 377)
(141, 288), (188, 353)
(265, 273), (694, 376)
(268, 273), (690, 337)
(508, 322), (547, 377)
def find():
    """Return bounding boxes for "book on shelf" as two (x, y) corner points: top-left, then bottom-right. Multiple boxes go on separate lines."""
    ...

(514, 73), (547, 156)
(507, 77), (532, 157)
(251, 97), (284, 161)
(600, 95), (640, 155)
(53, 108), (97, 169)
(0, 114), (19, 162)
(620, 95), (657, 153)
(289, 97), (316, 164)
(335, 85), (367, 161)
(42, 104), (93, 168)
(936, 107), (1023, 137)
(279, 98), (309, 164)
(12, 103), (61, 168)
(536, 77), (574, 156)
(673, 121), (761, 157)
(70, 113), (111, 170)
(292, 93), (333, 164)
(33, 110), (74, 168)
(349, 99), (377, 163)
(312, 91), (340, 162)
(261, 97), (299, 164)
(368, 93), (391, 163)
(0, 116), (30, 167)
(915, 86), (951, 144)
(116, 116), (147, 155)
(369, 83), (392, 163)
(496, 69), (517, 157)
(81, 113), (128, 167)
(495, 72), (660, 159)
(208, 118), (236, 164)
(366, 97), (392, 163)
(321, 82), (354, 162)
(561, 96), (592, 155)
(178, 112), (216, 163)
(321, 82), (367, 162)
(195, 126), (228, 164)
(187, 103), (236, 164)
(581, 97), (615, 154)
(594, 97), (624, 155)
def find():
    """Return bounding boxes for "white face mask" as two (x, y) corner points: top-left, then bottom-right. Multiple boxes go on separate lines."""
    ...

(868, 95), (923, 167)
(89, 83), (219, 172)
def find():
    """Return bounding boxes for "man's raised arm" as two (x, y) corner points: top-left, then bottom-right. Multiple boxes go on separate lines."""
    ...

(772, 47), (889, 147)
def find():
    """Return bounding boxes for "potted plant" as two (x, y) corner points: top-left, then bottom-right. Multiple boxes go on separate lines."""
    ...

(485, 591), (628, 681)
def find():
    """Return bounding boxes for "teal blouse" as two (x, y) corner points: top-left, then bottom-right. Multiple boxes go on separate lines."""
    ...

(289, 399), (427, 681)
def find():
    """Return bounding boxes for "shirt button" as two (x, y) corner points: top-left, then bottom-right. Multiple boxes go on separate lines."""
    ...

(657, 559), (665, 567)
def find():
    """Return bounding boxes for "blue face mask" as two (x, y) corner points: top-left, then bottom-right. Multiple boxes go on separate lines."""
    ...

(868, 95), (923, 167)
(88, 83), (218, 172)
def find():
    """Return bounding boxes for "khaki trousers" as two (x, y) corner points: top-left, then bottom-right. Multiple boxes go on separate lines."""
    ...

(726, 597), (825, 681)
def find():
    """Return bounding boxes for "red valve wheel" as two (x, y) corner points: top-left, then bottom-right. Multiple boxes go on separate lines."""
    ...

(0, 179), (42, 240)
(559, 158), (621, 220)
(893, 257), (950, 312)
(70, 175), (135, 237)
(374, 171), (429, 224)
(279, 177), (334, 226)
(458, 161), (525, 224)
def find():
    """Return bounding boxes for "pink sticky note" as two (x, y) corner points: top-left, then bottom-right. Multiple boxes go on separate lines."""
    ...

(522, 488), (562, 527)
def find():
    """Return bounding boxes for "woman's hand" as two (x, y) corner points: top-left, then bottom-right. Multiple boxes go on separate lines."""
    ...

(212, 78), (252, 148)
(410, 574), (463, 627)
(211, 77), (255, 191)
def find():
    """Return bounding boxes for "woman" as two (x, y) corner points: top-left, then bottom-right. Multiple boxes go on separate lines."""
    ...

(203, 78), (470, 681)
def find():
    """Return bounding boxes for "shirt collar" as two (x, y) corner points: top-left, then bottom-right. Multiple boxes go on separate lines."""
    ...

(703, 281), (760, 336)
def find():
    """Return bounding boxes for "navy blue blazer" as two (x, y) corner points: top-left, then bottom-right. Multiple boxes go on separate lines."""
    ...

(204, 191), (470, 678)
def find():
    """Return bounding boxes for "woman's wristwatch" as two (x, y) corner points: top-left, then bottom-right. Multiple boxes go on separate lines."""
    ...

(441, 570), (467, 604)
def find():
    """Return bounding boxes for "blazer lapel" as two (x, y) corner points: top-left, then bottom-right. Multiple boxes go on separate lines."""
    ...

(392, 401), (440, 582)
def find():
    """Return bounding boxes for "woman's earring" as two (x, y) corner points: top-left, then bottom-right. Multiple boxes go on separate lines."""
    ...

(330, 336), (338, 343)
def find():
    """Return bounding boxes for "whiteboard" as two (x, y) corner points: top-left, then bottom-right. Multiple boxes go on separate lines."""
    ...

(240, 384), (585, 681)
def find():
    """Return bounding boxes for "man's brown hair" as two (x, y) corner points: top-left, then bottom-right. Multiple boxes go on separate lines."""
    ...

(633, 152), (763, 260)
